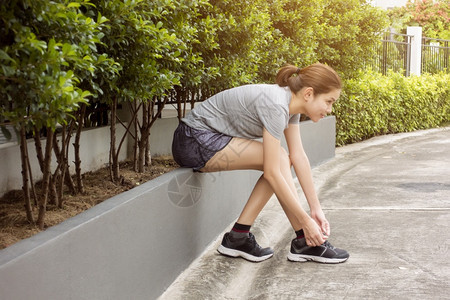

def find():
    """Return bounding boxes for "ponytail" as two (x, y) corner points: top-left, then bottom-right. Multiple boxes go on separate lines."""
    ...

(276, 63), (342, 95)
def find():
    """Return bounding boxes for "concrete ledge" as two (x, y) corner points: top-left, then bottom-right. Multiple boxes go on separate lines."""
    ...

(0, 116), (335, 300)
(0, 169), (261, 300)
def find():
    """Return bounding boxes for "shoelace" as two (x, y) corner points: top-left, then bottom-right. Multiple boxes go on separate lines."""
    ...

(323, 240), (336, 250)
(248, 233), (262, 250)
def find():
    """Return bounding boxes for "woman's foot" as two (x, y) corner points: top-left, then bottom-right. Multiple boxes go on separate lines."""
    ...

(287, 237), (349, 264)
(217, 232), (274, 262)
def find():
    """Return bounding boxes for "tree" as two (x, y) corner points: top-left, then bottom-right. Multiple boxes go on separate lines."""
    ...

(388, 0), (450, 40)
(84, 0), (184, 178)
(0, 0), (116, 228)
(317, 0), (388, 78)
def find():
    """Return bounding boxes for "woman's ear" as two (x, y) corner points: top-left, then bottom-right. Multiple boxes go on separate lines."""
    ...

(303, 87), (314, 102)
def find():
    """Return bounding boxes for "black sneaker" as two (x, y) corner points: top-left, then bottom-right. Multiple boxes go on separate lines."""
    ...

(287, 238), (349, 264)
(217, 232), (274, 262)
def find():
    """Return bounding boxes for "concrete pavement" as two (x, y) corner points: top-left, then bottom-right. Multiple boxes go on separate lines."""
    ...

(159, 127), (450, 300)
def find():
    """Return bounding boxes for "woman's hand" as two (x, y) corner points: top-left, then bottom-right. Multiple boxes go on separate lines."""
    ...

(311, 208), (330, 237)
(302, 217), (326, 247)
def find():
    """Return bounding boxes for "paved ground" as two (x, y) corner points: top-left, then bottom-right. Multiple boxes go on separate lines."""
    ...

(159, 127), (450, 300)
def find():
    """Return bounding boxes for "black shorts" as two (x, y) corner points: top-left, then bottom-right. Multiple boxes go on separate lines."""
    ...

(171, 122), (232, 171)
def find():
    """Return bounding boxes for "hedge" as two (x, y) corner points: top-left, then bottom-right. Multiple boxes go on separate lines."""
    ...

(334, 70), (450, 146)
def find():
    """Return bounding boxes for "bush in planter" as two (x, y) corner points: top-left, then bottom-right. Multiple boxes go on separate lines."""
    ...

(334, 70), (450, 146)
(0, 0), (117, 228)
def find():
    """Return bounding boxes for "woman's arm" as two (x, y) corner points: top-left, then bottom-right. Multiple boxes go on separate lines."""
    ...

(284, 124), (330, 236)
(262, 129), (325, 246)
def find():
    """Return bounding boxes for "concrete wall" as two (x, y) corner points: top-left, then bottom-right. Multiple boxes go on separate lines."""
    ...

(0, 126), (128, 197)
(149, 117), (180, 156)
(298, 116), (336, 167)
(0, 169), (261, 300)
(0, 116), (335, 300)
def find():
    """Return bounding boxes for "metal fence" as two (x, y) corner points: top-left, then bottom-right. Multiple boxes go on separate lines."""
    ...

(372, 31), (412, 76)
(372, 31), (450, 76)
(422, 37), (449, 74)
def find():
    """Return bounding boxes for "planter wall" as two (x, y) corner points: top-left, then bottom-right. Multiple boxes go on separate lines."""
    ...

(0, 125), (128, 197)
(0, 116), (335, 300)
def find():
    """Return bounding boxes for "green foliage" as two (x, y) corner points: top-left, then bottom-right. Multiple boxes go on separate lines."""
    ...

(198, 0), (276, 93)
(388, 0), (450, 40)
(0, 0), (395, 143)
(334, 70), (450, 146)
(161, 0), (218, 91)
(317, 0), (389, 78)
(84, 0), (185, 102)
(266, 0), (324, 73)
(1, 0), (389, 117)
(196, 0), (388, 92)
(0, 0), (118, 131)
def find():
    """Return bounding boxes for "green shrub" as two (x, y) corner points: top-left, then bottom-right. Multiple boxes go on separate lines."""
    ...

(334, 70), (450, 146)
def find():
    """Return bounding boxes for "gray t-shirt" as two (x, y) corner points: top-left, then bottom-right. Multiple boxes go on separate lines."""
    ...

(182, 84), (300, 140)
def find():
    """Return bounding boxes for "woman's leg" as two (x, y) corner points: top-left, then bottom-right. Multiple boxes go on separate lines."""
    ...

(204, 137), (350, 264)
(237, 174), (301, 230)
(201, 138), (264, 172)
(201, 138), (302, 230)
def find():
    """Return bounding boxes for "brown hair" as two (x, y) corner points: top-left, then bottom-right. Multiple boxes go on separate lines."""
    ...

(275, 63), (342, 95)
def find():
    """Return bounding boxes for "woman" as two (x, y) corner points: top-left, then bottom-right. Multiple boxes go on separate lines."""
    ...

(172, 63), (349, 263)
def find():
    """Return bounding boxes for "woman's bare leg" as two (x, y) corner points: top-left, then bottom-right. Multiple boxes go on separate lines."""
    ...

(201, 138), (265, 172)
(237, 174), (273, 225)
(200, 137), (302, 230)
(237, 175), (302, 230)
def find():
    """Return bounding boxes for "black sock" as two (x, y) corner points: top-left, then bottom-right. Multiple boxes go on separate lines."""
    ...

(295, 229), (305, 239)
(230, 222), (251, 238)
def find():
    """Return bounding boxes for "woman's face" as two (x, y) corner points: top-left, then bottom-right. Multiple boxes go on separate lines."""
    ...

(305, 89), (341, 122)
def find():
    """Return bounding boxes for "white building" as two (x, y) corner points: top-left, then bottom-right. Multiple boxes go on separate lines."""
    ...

(371, 0), (408, 10)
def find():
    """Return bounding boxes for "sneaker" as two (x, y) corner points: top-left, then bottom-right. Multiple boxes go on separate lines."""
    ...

(287, 238), (349, 264)
(217, 232), (274, 262)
